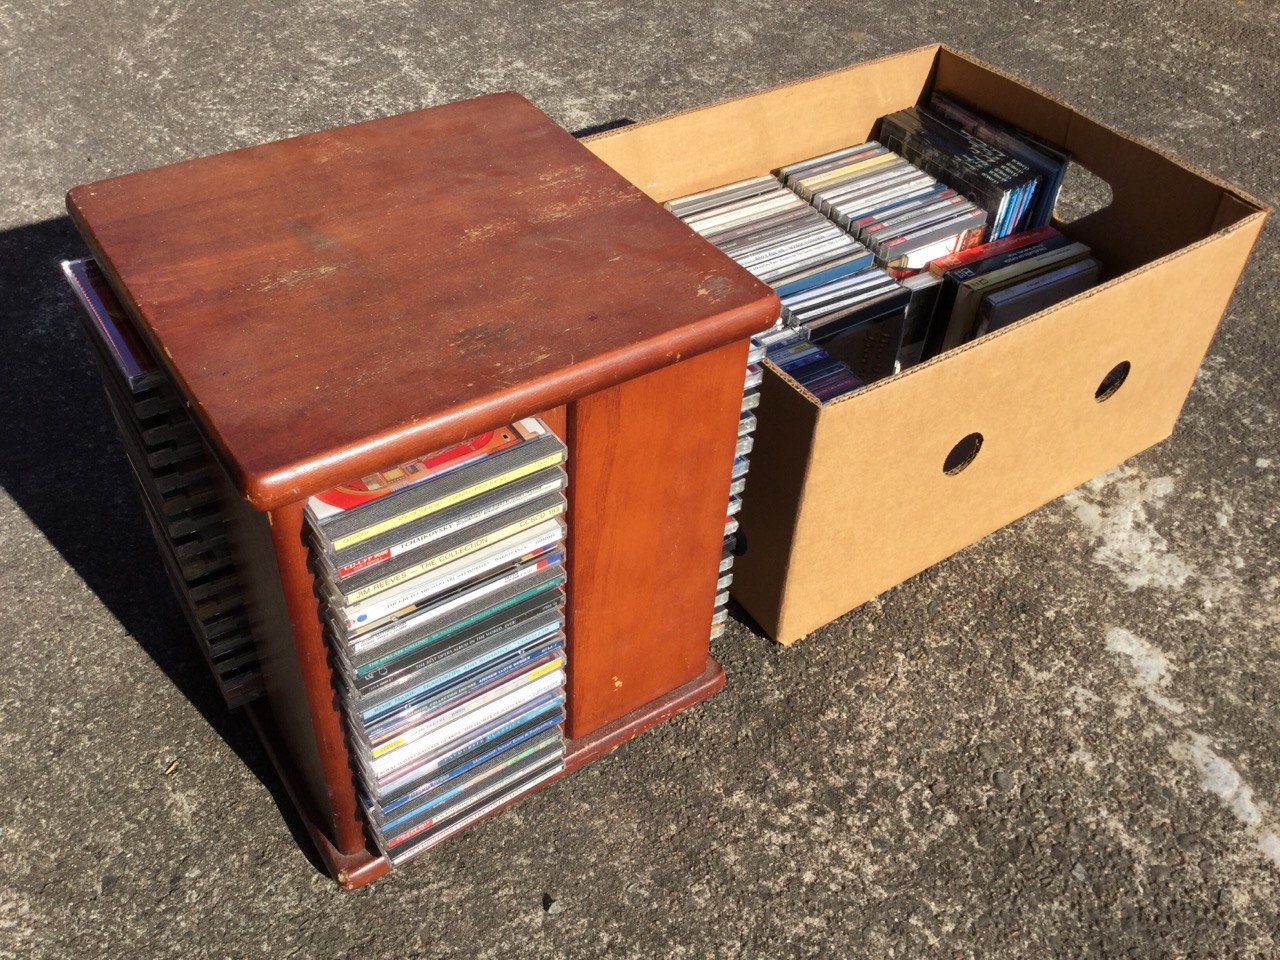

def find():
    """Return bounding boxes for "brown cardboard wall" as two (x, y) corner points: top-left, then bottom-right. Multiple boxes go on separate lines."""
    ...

(763, 217), (1265, 642)
(585, 46), (1268, 645)
(722, 364), (823, 635)
(584, 46), (937, 202)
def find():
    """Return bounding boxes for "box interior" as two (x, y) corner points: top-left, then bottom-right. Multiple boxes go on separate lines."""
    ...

(583, 46), (1269, 643)
(584, 45), (1262, 276)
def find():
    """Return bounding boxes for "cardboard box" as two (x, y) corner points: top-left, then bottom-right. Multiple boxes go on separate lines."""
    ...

(583, 45), (1269, 644)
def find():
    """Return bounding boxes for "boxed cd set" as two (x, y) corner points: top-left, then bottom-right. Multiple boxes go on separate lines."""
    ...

(583, 44), (1267, 643)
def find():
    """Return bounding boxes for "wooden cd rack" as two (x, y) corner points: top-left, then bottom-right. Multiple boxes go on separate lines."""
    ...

(66, 92), (777, 887)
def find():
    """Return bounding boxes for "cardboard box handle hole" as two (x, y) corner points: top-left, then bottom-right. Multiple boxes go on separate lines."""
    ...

(1095, 361), (1131, 402)
(1053, 160), (1115, 225)
(943, 432), (983, 476)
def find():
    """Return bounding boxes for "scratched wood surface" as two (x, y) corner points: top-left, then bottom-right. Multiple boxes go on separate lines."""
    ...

(67, 93), (776, 509)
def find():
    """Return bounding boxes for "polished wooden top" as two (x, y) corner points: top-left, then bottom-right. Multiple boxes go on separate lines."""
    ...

(68, 93), (777, 509)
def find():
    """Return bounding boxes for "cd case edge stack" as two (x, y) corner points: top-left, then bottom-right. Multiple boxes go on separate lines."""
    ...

(304, 418), (570, 866)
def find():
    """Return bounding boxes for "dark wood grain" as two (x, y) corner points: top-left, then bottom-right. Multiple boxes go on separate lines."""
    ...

(564, 341), (748, 739)
(67, 93), (777, 509)
(264, 501), (366, 854)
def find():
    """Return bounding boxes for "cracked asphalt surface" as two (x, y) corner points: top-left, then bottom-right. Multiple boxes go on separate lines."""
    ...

(2, 1), (1277, 957)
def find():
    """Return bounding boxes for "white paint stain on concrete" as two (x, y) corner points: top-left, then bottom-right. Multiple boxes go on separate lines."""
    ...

(1070, 685), (1101, 706)
(1170, 734), (1262, 827)
(1063, 466), (1194, 591)
(1260, 833), (1280, 863)
(1168, 733), (1280, 869)
(1068, 748), (1098, 774)
(1105, 627), (1186, 714)
(1104, 627), (1280, 869)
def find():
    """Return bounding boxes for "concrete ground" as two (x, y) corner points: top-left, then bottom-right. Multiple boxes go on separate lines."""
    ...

(2, 1), (1277, 957)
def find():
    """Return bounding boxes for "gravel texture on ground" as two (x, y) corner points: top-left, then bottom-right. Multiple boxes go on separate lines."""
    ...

(1, 1), (1277, 957)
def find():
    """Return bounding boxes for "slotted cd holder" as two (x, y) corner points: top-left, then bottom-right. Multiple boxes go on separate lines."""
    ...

(67, 93), (777, 887)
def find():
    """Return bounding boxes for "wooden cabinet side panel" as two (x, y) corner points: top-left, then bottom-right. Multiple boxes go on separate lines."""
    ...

(221, 497), (365, 854)
(565, 341), (748, 739)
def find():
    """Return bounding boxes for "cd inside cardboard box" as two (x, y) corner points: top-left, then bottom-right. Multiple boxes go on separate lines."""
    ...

(584, 44), (1268, 644)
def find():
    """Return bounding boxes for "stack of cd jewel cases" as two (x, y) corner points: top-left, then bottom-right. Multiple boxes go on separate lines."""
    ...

(778, 142), (988, 279)
(664, 176), (894, 397)
(879, 108), (1041, 242)
(706, 341), (766, 639)
(61, 259), (263, 708)
(761, 329), (866, 402)
(665, 174), (881, 305)
(305, 419), (569, 865)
